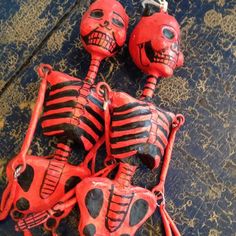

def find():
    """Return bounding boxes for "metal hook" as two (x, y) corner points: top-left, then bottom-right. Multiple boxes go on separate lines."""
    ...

(154, 191), (166, 207)
(142, 0), (168, 12)
(14, 165), (22, 179)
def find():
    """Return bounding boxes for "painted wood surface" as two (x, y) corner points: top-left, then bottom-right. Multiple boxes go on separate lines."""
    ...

(0, 0), (235, 235)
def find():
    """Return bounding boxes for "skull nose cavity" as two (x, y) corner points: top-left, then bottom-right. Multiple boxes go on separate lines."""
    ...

(104, 20), (109, 26)
(100, 20), (111, 30)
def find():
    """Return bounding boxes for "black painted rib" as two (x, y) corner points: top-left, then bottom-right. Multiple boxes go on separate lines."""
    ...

(43, 124), (96, 145)
(158, 114), (170, 126)
(112, 109), (151, 121)
(107, 217), (122, 222)
(123, 166), (134, 173)
(112, 143), (144, 154)
(45, 178), (57, 184)
(157, 108), (173, 123)
(146, 81), (156, 86)
(55, 146), (70, 153)
(48, 168), (61, 173)
(144, 86), (154, 91)
(44, 100), (76, 112)
(41, 112), (72, 122)
(157, 125), (168, 138)
(80, 116), (103, 136)
(108, 209), (126, 214)
(110, 201), (129, 206)
(112, 120), (151, 132)
(88, 95), (103, 109)
(112, 192), (133, 199)
(111, 131), (149, 144)
(120, 171), (132, 177)
(47, 90), (78, 101)
(156, 136), (166, 150)
(85, 106), (104, 125)
(50, 80), (83, 91)
(113, 102), (148, 113)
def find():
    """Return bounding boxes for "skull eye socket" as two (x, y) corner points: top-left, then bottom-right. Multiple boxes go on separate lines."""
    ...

(90, 9), (104, 19)
(163, 28), (175, 39)
(112, 17), (124, 28)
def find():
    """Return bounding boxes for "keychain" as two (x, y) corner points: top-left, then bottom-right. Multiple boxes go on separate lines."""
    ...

(65, 1), (186, 235)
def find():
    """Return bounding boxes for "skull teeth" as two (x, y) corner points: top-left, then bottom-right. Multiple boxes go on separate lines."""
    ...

(153, 52), (176, 68)
(87, 31), (116, 52)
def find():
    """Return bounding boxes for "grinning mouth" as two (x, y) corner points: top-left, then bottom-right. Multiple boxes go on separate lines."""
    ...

(144, 41), (177, 68)
(82, 29), (119, 53)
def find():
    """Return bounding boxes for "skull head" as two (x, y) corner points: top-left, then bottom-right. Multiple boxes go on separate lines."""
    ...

(129, 9), (184, 78)
(80, 0), (129, 60)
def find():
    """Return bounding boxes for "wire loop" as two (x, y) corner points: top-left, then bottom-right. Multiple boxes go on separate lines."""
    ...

(142, 0), (168, 12)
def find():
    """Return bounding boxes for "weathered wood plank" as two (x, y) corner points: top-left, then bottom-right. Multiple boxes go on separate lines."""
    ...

(0, 0), (79, 92)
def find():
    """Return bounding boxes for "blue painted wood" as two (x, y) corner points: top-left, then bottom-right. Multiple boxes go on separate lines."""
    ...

(0, 0), (235, 235)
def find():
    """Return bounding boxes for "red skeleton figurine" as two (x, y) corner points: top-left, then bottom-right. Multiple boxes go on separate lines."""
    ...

(0, 0), (129, 235)
(64, 1), (185, 235)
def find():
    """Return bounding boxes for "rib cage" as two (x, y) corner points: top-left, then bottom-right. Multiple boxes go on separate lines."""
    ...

(41, 73), (104, 151)
(15, 211), (49, 231)
(105, 185), (134, 232)
(110, 93), (175, 168)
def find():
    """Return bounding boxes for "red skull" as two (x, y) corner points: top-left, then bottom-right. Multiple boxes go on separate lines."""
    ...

(129, 9), (184, 78)
(80, 0), (129, 60)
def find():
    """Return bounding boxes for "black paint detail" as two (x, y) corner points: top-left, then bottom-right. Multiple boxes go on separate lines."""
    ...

(83, 224), (96, 236)
(82, 29), (120, 54)
(85, 106), (104, 126)
(137, 143), (162, 169)
(145, 41), (155, 63)
(53, 210), (65, 217)
(80, 116), (103, 136)
(163, 28), (175, 39)
(47, 90), (79, 101)
(111, 131), (149, 144)
(105, 185), (134, 232)
(129, 199), (149, 226)
(50, 80), (83, 92)
(43, 123), (96, 145)
(16, 198), (30, 211)
(88, 95), (103, 110)
(156, 136), (166, 150)
(146, 75), (158, 85)
(41, 112), (72, 122)
(159, 109), (174, 124)
(143, 4), (161, 17)
(12, 210), (24, 219)
(44, 100), (77, 112)
(112, 17), (124, 28)
(17, 164), (34, 192)
(65, 176), (81, 193)
(112, 109), (151, 121)
(144, 41), (176, 67)
(158, 114), (170, 127)
(85, 188), (103, 219)
(112, 120), (151, 132)
(90, 9), (104, 18)
(143, 86), (154, 91)
(113, 102), (148, 113)
(157, 125), (168, 138)
(46, 218), (57, 229)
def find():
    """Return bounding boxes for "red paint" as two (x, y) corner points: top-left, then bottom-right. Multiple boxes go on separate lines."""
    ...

(76, 162), (157, 236)
(80, 0), (129, 61)
(129, 10), (184, 79)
